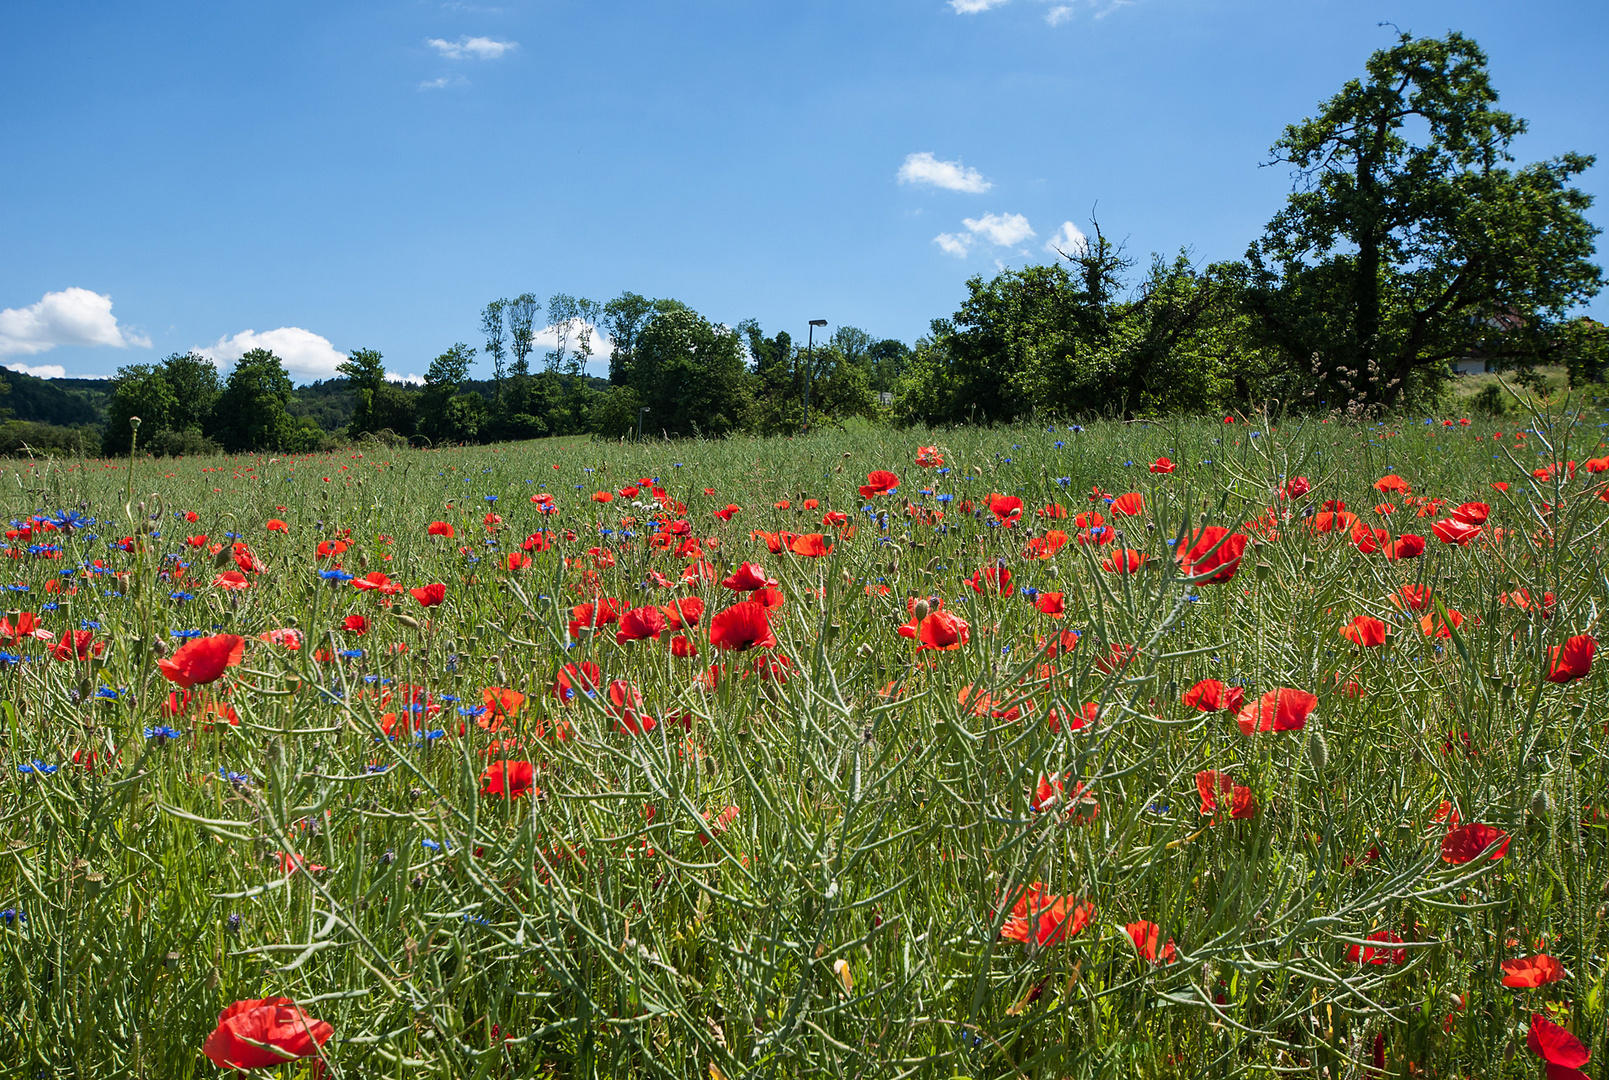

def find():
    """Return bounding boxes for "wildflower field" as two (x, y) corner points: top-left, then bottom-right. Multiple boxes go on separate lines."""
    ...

(2, 407), (1608, 1079)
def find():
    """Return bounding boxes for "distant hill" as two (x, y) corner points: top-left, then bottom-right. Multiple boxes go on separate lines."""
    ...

(0, 368), (111, 426)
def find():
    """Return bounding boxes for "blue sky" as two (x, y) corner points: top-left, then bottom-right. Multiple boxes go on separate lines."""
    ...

(2, 0), (1605, 383)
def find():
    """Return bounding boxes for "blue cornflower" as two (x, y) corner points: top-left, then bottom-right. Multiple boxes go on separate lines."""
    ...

(339, 649), (364, 659)
(421, 838), (443, 851)
(96, 686), (120, 699)
(17, 760), (57, 775)
(172, 629), (202, 639)
(319, 569), (355, 582)
(0, 909), (24, 925)
(143, 725), (183, 741)
(219, 768), (250, 787)
(169, 591), (195, 603)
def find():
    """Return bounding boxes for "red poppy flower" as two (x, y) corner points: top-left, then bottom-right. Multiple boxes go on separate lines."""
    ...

(1502, 954), (1565, 988)
(1548, 635), (1595, 684)
(1431, 518), (1482, 545)
(50, 629), (103, 662)
(553, 661), (601, 702)
(1182, 679), (1245, 713)
(156, 633), (245, 689)
(1094, 643), (1138, 674)
(1374, 474), (1411, 495)
(1340, 615), (1389, 648)
(1347, 931), (1406, 966)
(352, 571), (403, 594)
(567, 599), (621, 638)
(789, 532), (833, 557)
(1440, 822), (1510, 864)
(1195, 770), (1257, 820)
(698, 804), (740, 845)
(592, 490), (614, 503)
(1420, 609), (1466, 638)
(1034, 592), (1065, 617)
(1149, 457), (1175, 474)
(1125, 920), (1177, 964)
(670, 634), (698, 658)
(709, 601), (777, 651)
(721, 562), (772, 591)
(202, 998), (333, 1071)
(1283, 476), (1312, 499)
(967, 566), (1013, 595)
(659, 596), (705, 630)
(1101, 548), (1150, 574)
(616, 605), (669, 643)
(899, 610), (970, 651)
(1110, 492), (1143, 516)
(916, 445), (944, 468)
(1385, 534), (1426, 559)
(506, 551), (531, 571)
(479, 759), (536, 799)
(342, 614), (368, 635)
(714, 504), (741, 522)
(998, 885), (1095, 947)
(858, 470), (900, 498)
(1037, 503), (1068, 519)
(427, 521), (455, 538)
(1528, 1012), (1591, 1077)
(1392, 584), (1433, 611)
(1235, 688), (1318, 734)
(1177, 527), (1248, 584)
(410, 583), (446, 607)
(752, 586), (785, 609)
(213, 570), (250, 591)
(1350, 523), (1389, 554)
(987, 494), (1024, 525)
(1025, 530), (1068, 559)
(1452, 501), (1490, 526)
(266, 519), (290, 532)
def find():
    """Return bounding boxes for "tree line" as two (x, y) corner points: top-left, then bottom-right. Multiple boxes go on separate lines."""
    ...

(85, 31), (1606, 456)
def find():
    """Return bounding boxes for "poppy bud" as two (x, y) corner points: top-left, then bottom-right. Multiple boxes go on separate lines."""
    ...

(913, 599), (930, 622)
(1531, 787), (1550, 819)
(395, 614), (421, 630)
(1307, 730), (1328, 772)
(1255, 562), (1272, 581)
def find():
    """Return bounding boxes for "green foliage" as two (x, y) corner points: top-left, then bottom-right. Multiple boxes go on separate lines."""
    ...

(0, 367), (108, 427)
(628, 307), (754, 437)
(104, 352), (225, 456)
(589, 383), (643, 438)
(1246, 31), (1603, 409)
(0, 419), (99, 456)
(894, 238), (1252, 425)
(418, 342), (483, 444)
(209, 348), (295, 452)
(1555, 317), (1609, 387)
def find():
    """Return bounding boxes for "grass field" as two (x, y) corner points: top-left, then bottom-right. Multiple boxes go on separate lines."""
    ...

(1, 403), (1607, 1078)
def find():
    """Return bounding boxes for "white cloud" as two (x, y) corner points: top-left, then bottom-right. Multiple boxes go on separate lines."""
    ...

(898, 152), (992, 194)
(0, 287), (150, 358)
(950, 0), (1011, 11)
(933, 232), (972, 257)
(1046, 5), (1074, 24)
(526, 321), (614, 364)
(386, 371), (426, 385)
(199, 327), (348, 381)
(4, 362), (67, 379)
(962, 212), (1035, 247)
(426, 36), (516, 59)
(1045, 220), (1088, 255)
(419, 76), (454, 90)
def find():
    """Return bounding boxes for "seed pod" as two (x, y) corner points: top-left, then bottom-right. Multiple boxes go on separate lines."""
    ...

(1255, 562), (1272, 581)
(1531, 787), (1550, 819)
(1307, 729), (1328, 772)
(912, 599), (930, 623)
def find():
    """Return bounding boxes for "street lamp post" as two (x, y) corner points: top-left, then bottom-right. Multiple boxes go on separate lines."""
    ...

(803, 319), (827, 433)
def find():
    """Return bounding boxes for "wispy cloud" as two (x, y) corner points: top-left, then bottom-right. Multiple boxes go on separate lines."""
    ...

(1044, 220), (1088, 255)
(963, 212), (1035, 247)
(934, 212), (1036, 257)
(426, 36), (517, 60)
(0, 287), (149, 358)
(419, 76), (458, 90)
(898, 152), (992, 194)
(4, 362), (67, 379)
(950, 0), (1138, 23)
(197, 327), (348, 381)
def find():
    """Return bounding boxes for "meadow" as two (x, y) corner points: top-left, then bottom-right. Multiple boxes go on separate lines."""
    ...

(0, 403), (1606, 1079)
